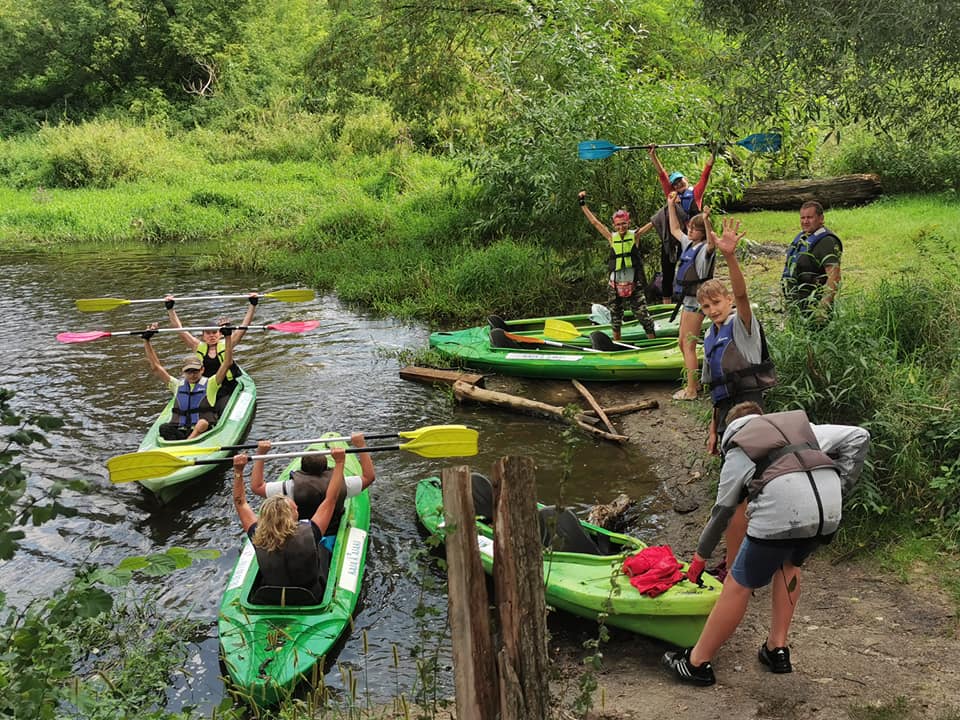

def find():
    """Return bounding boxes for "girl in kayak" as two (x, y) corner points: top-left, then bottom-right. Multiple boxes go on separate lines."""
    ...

(667, 195), (716, 400)
(247, 434), (376, 552)
(165, 293), (258, 410)
(141, 323), (235, 440)
(232, 446), (349, 604)
(578, 191), (657, 342)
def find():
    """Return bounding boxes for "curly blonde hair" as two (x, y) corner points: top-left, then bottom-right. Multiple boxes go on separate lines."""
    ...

(252, 495), (298, 552)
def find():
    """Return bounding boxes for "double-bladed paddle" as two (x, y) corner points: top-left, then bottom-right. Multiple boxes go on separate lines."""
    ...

(496, 329), (601, 353)
(543, 319), (646, 350)
(106, 425), (480, 484)
(75, 288), (315, 312)
(577, 133), (782, 160)
(56, 321), (319, 344)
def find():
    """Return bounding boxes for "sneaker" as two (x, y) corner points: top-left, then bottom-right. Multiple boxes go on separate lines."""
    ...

(661, 648), (716, 686)
(758, 643), (792, 673)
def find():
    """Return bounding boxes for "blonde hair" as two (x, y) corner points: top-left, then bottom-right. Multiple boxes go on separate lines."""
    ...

(696, 278), (731, 304)
(252, 495), (298, 552)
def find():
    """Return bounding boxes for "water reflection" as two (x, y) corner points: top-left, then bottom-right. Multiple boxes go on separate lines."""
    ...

(0, 250), (661, 710)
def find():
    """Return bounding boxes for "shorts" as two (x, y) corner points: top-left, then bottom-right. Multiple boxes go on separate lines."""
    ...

(681, 299), (701, 314)
(730, 537), (817, 589)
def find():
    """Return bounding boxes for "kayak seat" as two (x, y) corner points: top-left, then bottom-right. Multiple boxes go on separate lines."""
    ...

(489, 328), (528, 350)
(538, 506), (603, 556)
(590, 331), (619, 352)
(472, 472), (494, 523)
(250, 585), (321, 607)
(488, 315), (508, 330)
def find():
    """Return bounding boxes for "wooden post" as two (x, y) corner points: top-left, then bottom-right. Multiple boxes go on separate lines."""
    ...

(442, 466), (498, 720)
(491, 457), (551, 720)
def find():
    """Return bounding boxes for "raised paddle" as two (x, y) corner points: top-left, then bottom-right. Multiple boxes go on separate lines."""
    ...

(56, 321), (319, 344)
(106, 425), (480, 484)
(577, 133), (782, 161)
(159, 426), (459, 456)
(75, 288), (315, 312)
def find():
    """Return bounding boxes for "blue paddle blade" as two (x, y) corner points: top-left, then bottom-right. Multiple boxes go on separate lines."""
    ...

(578, 140), (621, 160)
(735, 133), (782, 153)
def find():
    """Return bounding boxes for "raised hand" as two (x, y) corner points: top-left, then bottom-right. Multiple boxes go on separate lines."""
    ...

(715, 217), (745, 256)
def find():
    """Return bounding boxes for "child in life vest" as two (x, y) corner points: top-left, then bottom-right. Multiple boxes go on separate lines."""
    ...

(578, 191), (656, 342)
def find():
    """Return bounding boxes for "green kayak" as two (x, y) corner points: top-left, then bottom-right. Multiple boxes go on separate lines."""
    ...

(219, 438), (370, 707)
(136, 373), (257, 502)
(486, 303), (711, 347)
(429, 325), (688, 381)
(415, 475), (720, 647)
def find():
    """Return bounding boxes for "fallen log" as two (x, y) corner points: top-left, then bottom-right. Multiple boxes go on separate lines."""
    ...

(571, 380), (616, 435)
(399, 365), (486, 387)
(453, 381), (628, 443)
(582, 399), (659, 416)
(724, 174), (882, 211)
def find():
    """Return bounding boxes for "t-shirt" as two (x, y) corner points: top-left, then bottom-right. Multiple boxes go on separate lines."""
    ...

(264, 474), (364, 500)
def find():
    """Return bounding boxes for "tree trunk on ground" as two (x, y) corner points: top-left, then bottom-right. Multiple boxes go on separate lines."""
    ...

(724, 174), (882, 211)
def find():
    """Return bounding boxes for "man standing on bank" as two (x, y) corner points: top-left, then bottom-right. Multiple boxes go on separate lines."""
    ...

(781, 201), (842, 320)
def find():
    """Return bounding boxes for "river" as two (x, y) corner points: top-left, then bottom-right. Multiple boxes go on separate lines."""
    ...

(0, 250), (663, 711)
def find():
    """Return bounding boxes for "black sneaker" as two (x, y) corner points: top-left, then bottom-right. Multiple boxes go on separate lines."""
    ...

(661, 648), (716, 686)
(758, 643), (792, 673)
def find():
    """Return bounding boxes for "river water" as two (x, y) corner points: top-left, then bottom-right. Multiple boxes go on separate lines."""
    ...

(0, 250), (663, 711)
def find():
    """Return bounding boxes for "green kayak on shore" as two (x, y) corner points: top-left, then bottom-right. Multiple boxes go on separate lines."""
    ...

(415, 475), (720, 647)
(429, 324), (689, 381)
(219, 438), (370, 707)
(487, 303), (711, 347)
(136, 373), (257, 502)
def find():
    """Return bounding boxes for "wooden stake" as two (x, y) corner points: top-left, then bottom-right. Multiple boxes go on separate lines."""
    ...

(571, 379), (616, 435)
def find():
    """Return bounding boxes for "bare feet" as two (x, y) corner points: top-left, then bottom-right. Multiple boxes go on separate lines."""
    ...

(672, 388), (698, 401)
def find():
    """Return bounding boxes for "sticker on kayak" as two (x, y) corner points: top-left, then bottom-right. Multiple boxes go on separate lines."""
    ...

(504, 352), (584, 362)
(227, 542), (256, 591)
(228, 393), (254, 421)
(477, 534), (493, 557)
(338, 527), (367, 594)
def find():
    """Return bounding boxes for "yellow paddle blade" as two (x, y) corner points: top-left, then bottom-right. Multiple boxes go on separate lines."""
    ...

(264, 288), (315, 303)
(106, 450), (202, 484)
(543, 319), (583, 341)
(398, 425), (479, 458)
(75, 297), (132, 312)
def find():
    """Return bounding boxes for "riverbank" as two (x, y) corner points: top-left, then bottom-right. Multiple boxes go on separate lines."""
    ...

(549, 381), (960, 720)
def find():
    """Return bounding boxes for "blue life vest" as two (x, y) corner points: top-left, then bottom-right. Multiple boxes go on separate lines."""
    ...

(672, 242), (714, 300)
(703, 315), (776, 403)
(175, 379), (208, 427)
(781, 226), (842, 291)
(677, 187), (697, 216)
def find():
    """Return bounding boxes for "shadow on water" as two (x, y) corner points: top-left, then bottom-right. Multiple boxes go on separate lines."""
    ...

(0, 249), (666, 712)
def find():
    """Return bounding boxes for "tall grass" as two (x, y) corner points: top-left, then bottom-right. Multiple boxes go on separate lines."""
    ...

(763, 276), (960, 543)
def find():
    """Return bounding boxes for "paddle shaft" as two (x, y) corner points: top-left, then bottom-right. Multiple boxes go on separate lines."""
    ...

(209, 433), (400, 452)
(113, 292), (293, 305)
(503, 330), (600, 353)
(184, 445), (396, 467)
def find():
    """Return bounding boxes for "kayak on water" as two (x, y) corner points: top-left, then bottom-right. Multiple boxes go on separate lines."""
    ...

(415, 473), (721, 647)
(135, 373), (257, 503)
(218, 436), (370, 708)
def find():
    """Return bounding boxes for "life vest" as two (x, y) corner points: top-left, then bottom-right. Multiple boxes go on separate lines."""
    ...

(254, 522), (328, 601)
(174, 378), (210, 427)
(196, 339), (242, 381)
(724, 411), (841, 539)
(677, 187), (698, 217)
(703, 314), (777, 403)
(672, 242), (714, 300)
(607, 230), (637, 273)
(781, 227), (842, 296)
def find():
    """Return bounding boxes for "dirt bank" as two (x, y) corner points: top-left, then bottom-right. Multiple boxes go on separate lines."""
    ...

(534, 381), (959, 720)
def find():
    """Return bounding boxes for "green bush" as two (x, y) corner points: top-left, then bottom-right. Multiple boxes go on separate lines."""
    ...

(826, 131), (960, 193)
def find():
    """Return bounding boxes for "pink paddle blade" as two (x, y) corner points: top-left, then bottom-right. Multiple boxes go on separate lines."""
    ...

(266, 320), (320, 333)
(56, 331), (111, 343)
